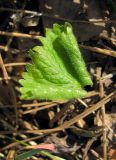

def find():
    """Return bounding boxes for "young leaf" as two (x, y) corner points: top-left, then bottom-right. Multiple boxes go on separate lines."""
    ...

(19, 22), (92, 100)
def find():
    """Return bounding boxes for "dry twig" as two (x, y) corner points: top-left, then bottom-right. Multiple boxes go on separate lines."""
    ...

(0, 7), (116, 24)
(0, 91), (115, 135)
(0, 54), (9, 81)
(0, 31), (39, 39)
(0, 54), (18, 129)
(97, 67), (107, 160)
(80, 44), (116, 57)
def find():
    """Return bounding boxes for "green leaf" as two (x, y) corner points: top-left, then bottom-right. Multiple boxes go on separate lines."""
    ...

(53, 22), (92, 86)
(15, 149), (39, 160)
(39, 151), (66, 160)
(19, 22), (92, 100)
(15, 149), (66, 160)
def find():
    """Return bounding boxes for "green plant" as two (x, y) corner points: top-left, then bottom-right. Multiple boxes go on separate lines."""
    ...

(19, 22), (92, 100)
(15, 149), (65, 160)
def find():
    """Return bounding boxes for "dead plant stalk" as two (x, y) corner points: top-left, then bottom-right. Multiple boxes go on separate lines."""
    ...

(97, 67), (107, 160)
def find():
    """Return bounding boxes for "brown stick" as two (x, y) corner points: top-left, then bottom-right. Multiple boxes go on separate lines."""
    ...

(0, 31), (39, 39)
(0, 54), (9, 81)
(98, 68), (107, 160)
(4, 62), (28, 67)
(80, 44), (116, 57)
(0, 7), (116, 24)
(0, 54), (18, 129)
(0, 91), (115, 135)
(0, 45), (22, 53)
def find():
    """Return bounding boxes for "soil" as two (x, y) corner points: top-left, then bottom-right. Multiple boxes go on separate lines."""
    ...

(0, 0), (116, 160)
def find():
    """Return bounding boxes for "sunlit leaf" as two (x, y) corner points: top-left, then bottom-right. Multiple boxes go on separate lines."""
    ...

(19, 22), (92, 100)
